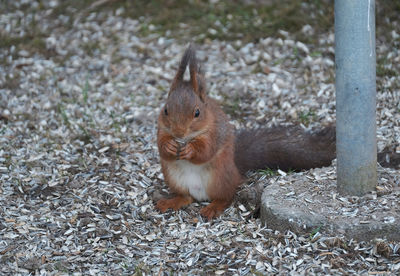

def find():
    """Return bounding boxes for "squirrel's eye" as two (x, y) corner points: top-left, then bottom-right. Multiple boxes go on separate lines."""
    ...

(194, 109), (200, 118)
(164, 108), (168, 116)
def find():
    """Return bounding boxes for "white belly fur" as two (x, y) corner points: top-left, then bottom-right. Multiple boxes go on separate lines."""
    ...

(168, 160), (211, 201)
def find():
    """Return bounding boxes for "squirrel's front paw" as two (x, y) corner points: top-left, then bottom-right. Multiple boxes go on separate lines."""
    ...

(178, 144), (194, 160)
(162, 139), (179, 158)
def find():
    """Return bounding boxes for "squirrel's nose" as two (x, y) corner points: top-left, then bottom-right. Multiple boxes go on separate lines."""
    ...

(172, 127), (186, 139)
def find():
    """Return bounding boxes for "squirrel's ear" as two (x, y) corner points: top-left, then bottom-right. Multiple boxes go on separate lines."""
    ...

(169, 44), (206, 101)
(189, 52), (206, 102)
(194, 65), (206, 102)
(169, 45), (193, 94)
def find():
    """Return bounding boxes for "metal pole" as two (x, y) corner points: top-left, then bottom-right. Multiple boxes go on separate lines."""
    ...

(335, 0), (377, 195)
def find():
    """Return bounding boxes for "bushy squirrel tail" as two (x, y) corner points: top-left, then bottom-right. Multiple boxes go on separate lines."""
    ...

(234, 125), (336, 174)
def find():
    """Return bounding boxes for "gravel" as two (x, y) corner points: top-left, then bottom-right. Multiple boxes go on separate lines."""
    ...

(0, 1), (399, 275)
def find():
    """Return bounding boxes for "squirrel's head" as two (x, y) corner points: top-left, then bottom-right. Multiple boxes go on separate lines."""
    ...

(159, 45), (210, 140)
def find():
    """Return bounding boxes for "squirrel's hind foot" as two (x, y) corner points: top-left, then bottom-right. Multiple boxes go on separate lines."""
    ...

(156, 195), (193, 213)
(200, 199), (230, 220)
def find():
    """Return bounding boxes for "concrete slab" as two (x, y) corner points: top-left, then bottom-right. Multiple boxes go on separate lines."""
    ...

(260, 166), (400, 242)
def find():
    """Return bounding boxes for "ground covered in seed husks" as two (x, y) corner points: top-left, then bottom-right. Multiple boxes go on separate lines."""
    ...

(1, 0), (400, 275)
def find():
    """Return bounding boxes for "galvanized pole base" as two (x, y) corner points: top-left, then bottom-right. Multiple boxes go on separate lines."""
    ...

(335, 0), (377, 195)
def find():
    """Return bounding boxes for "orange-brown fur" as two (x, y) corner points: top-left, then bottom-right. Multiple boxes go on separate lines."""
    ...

(156, 45), (242, 219)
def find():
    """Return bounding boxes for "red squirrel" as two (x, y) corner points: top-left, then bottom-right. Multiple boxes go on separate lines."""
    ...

(156, 45), (336, 220)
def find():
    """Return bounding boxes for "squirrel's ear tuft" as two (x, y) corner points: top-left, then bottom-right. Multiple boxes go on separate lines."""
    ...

(169, 44), (206, 101)
(169, 44), (194, 93)
(188, 46), (206, 102)
(195, 65), (206, 102)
